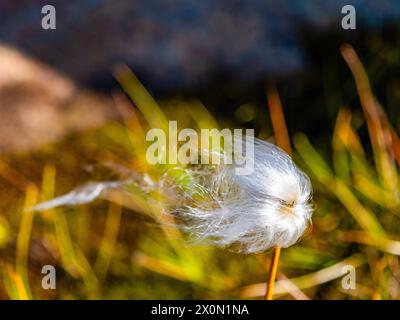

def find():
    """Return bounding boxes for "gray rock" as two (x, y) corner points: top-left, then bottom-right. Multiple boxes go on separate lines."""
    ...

(1, 0), (399, 91)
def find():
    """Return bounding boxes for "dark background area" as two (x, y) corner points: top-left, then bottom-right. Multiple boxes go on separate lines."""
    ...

(1, 0), (399, 151)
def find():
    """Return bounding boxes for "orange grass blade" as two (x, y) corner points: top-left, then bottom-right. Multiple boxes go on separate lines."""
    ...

(340, 44), (398, 196)
(265, 85), (291, 300)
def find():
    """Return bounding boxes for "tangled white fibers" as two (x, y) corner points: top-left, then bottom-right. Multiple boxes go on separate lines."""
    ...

(31, 137), (313, 254)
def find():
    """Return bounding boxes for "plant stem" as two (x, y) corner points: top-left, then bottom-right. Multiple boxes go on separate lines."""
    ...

(265, 84), (287, 301)
(264, 246), (281, 300)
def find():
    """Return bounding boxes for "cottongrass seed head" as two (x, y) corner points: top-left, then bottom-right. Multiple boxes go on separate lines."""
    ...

(31, 136), (313, 254)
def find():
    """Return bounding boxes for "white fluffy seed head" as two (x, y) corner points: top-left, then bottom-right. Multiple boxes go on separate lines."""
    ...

(165, 137), (313, 254)
(31, 137), (313, 254)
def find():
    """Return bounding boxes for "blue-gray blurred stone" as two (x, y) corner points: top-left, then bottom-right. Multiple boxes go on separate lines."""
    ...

(0, 0), (399, 92)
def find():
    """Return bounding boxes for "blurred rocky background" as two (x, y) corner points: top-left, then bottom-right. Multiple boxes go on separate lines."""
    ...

(0, 0), (399, 152)
(1, 0), (399, 90)
(0, 45), (117, 152)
